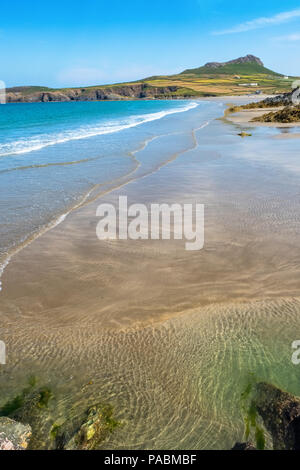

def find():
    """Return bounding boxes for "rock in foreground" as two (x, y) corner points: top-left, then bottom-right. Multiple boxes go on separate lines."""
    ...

(0, 417), (32, 450)
(53, 403), (119, 450)
(254, 382), (300, 450)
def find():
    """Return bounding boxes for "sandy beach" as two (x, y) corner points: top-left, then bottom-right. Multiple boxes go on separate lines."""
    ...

(1, 97), (300, 449)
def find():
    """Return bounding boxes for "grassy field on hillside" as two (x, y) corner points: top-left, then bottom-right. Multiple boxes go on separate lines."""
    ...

(7, 58), (298, 99)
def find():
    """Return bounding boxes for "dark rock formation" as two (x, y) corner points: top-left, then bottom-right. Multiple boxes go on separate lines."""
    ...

(0, 379), (53, 450)
(253, 382), (300, 450)
(242, 88), (300, 110)
(205, 55), (264, 69)
(242, 87), (300, 123)
(232, 441), (256, 450)
(6, 83), (195, 103)
(252, 105), (300, 123)
(0, 417), (32, 450)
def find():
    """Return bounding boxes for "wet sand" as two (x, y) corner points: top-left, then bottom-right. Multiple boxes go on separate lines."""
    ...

(273, 133), (300, 139)
(1, 99), (300, 449)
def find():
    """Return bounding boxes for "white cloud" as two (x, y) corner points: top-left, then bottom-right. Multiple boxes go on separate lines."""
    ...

(213, 8), (300, 35)
(275, 33), (300, 41)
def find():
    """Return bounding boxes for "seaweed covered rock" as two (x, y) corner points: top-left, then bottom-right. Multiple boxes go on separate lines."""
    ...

(7, 388), (53, 425)
(253, 382), (300, 450)
(252, 105), (300, 123)
(0, 374), (52, 423)
(244, 88), (299, 109)
(52, 403), (119, 450)
(0, 378), (53, 450)
(0, 417), (32, 450)
(238, 132), (252, 138)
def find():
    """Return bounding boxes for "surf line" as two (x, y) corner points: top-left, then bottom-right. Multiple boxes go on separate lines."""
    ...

(0, 116), (211, 292)
(0, 102), (199, 157)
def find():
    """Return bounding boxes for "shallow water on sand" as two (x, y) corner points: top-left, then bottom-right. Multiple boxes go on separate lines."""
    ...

(1, 98), (300, 449)
(0, 100), (206, 269)
(1, 299), (300, 449)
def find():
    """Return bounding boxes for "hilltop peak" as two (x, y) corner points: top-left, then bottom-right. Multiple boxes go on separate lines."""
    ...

(204, 55), (264, 69)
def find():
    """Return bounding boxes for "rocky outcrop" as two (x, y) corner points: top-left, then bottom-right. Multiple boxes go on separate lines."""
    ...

(242, 88), (299, 110)
(0, 376), (120, 450)
(52, 403), (119, 450)
(0, 417), (32, 450)
(0, 378), (54, 450)
(6, 83), (196, 103)
(253, 382), (300, 450)
(239, 87), (300, 123)
(205, 55), (264, 69)
(252, 105), (300, 123)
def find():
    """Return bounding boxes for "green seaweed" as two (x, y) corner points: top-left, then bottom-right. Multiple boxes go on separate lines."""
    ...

(27, 375), (38, 388)
(37, 388), (53, 409)
(249, 401), (257, 428)
(238, 132), (252, 138)
(0, 376), (53, 418)
(102, 405), (120, 432)
(241, 382), (253, 401)
(0, 392), (26, 417)
(255, 426), (266, 450)
(50, 423), (61, 440)
(0, 375), (38, 417)
(241, 373), (265, 450)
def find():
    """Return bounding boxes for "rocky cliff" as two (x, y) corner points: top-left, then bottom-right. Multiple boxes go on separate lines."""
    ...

(6, 83), (198, 103)
(204, 54), (264, 69)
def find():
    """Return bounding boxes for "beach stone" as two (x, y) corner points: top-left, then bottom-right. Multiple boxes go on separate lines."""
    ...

(253, 382), (300, 450)
(53, 403), (119, 450)
(0, 384), (53, 450)
(0, 417), (32, 450)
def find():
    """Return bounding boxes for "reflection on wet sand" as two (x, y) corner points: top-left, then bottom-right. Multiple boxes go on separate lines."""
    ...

(1, 101), (300, 449)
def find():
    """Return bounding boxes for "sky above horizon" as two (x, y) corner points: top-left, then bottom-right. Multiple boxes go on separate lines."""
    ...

(1, 0), (300, 88)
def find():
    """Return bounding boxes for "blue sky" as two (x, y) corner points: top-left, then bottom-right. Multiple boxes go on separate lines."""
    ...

(1, 0), (300, 88)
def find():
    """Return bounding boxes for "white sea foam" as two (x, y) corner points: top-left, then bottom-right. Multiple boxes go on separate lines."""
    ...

(0, 102), (199, 157)
(0, 256), (10, 292)
(0, 101), (204, 291)
(0, 182), (97, 292)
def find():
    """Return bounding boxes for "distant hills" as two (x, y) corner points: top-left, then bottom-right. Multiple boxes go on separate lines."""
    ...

(6, 55), (295, 103)
(204, 54), (265, 68)
(181, 54), (282, 77)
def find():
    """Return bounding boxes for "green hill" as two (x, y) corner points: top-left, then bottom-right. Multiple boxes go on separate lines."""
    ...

(143, 55), (293, 96)
(181, 62), (282, 77)
(6, 55), (296, 102)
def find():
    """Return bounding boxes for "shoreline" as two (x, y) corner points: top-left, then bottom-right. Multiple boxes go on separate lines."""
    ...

(1, 97), (300, 449)
(2, 97), (300, 326)
(2, 96), (300, 326)
(0, 100), (200, 292)
(4, 93), (273, 103)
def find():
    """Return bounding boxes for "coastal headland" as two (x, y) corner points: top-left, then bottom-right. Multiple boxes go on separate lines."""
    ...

(6, 55), (297, 103)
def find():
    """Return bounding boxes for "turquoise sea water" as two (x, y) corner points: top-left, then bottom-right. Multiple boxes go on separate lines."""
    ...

(0, 100), (220, 269)
(0, 100), (199, 157)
